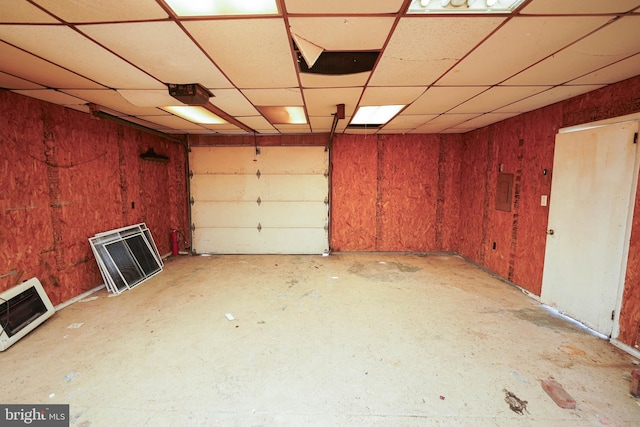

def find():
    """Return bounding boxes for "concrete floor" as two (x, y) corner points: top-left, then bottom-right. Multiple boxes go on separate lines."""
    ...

(1, 253), (639, 426)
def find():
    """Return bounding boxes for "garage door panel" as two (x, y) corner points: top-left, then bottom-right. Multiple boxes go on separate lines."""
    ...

(257, 146), (327, 174)
(190, 146), (327, 175)
(192, 202), (261, 227)
(191, 174), (327, 201)
(193, 202), (328, 228)
(190, 146), (256, 174)
(193, 228), (329, 254)
(189, 146), (328, 254)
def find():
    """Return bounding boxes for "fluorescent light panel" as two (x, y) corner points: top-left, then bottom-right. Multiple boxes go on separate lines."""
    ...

(258, 106), (307, 124)
(164, 0), (278, 16)
(351, 105), (404, 125)
(164, 106), (227, 124)
(408, 0), (526, 14)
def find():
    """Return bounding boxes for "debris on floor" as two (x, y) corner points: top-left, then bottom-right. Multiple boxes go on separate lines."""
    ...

(66, 323), (84, 329)
(225, 313), (235, 321)
(511, 371), (530, 384)
(79, 296), (99, 303)
(630, 369), (640, 397)
(541, 379), (576, 409)
(64, 372), (79, 382)
(504, 389), (528, 415)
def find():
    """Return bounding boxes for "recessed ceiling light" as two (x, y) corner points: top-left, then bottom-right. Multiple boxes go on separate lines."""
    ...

(408, 0), (525, 14)
(164, 106), (227, 124)
(164, 0), (278, 16)
(258, 106), (307, 124)
(351, 105), (404, 126)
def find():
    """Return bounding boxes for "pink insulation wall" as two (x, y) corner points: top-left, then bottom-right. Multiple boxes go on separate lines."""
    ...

(330, 133), (461, 252)
(0, 91), (188, 305)
(457, 76), (640, 347)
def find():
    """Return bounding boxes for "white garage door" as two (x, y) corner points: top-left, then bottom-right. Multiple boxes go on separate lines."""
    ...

(189, 146), (329, 254)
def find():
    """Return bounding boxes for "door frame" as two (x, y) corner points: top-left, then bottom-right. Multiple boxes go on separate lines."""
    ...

(552, 112), (640, 340)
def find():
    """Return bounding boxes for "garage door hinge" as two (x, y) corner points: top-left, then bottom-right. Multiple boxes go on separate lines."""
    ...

(256, 196), (262, 206)
(191, 223), (196, 231)
(634, 132), (638, 144)
(189, 170), (193, 179)
(256, 169), (261, 179)
(324, 169), (329, 178)
(324, 196), (329, 205)
(257, 222), (262, 232)
(190, 197), (195, 206)
(612, 310), (615, 320)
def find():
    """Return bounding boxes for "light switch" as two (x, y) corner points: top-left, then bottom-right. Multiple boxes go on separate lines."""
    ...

(541, 195), (548, 206)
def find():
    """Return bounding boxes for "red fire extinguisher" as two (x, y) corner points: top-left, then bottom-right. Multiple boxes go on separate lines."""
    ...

(171, 230), (179, 256)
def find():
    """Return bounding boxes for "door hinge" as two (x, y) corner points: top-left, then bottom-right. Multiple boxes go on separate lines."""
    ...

(189, 170), (194, 179)
(611, 310), (615, 321)
(634, 132), (638, 144)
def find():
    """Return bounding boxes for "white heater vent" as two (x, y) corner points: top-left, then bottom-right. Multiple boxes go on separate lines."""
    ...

(0, 278), (55, 351)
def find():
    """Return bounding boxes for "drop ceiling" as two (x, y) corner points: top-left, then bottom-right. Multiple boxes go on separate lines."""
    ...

(1, 0), (639, 135)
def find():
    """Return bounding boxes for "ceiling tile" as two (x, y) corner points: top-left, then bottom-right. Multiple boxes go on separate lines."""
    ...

(0, 41), (104, 89)
(449, 86), (551, 113)
(12, 89), (86, 105)
(413, 113), (480, 131)
(208, 89), (259, 116)
(123, 116), (173, 131)
(303, 87), (363, 117)
(0, 72), (44, 89)
(117, 90), (180, 107)
(141, 114), (210, 131)
(369, 16), (505, 86)
(569, 54), (640, 85)
(63, 89), (165, 115)
(520, 0), (640, 14)
(1, 0), (59, 23)
(289, 17), (395, 50)
(31, 0), (168, 22)
(284, 0), (405, 14)
(309, 116), (334, 132)
(383, 114), (438, 130)
(505, 16), (640, 85)
(242, 88), (304, 106)
(453, 112), (521, 130)
(235, 116), (277, 132)
(273, 124), (312, 133)
(184, 19), (298, 89)
(0, 25), (165, 89)
(300, 73), (370, 88)
(404, 86), (488, 115)
(360, 86), (426, 105)
(79, 22), (232, 89)
(493, 85), (605, 113)
(201, 123), (244, 132)
(438, 16), (611, 86)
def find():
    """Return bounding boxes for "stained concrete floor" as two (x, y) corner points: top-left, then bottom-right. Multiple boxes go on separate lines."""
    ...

(2, 253), (639, 426)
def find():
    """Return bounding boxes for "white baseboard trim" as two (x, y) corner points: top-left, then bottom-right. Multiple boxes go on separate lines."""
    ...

(611, 339), (640, 361)
(54, 283), (105, 311)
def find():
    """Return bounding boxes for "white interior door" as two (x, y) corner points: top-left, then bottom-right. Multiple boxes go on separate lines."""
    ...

(541, 121), (639, 336)
(189, 146), (329, 254)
